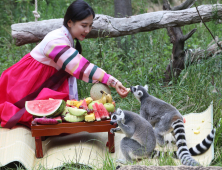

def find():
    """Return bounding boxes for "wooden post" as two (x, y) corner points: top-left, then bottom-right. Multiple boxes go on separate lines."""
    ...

(108, 131), (115, 153)
(35, 136), (43, 158)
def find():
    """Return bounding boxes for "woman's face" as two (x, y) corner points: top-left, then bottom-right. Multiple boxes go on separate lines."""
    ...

(67, 15), (93, 41)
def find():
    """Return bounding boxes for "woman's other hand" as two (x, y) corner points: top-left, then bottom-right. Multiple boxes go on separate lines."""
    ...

(115, 81), (129, 98)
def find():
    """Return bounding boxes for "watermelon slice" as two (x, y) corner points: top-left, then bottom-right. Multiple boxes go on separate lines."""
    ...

(98, 103), (110, 119)
(81, 99), (88, 110)
(53, 116), (62, 123)
(94, 102), (105, 120)
(92, 103), (101, 121)
(25, 99), (65, 117)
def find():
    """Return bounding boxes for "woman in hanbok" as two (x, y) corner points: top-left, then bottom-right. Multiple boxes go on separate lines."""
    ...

(0, 0), (129, 128)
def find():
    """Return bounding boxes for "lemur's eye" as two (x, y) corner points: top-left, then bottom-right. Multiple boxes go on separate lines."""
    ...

(131, 87), (136, 92)
(112, 115), (117, 120)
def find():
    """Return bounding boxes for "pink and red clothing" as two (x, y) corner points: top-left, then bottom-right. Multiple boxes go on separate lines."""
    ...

(0, 26), (118, 128)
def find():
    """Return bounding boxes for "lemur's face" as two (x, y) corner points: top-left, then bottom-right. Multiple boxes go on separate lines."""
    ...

(130, 85), (148, 102)
(110, 108), (125, 126)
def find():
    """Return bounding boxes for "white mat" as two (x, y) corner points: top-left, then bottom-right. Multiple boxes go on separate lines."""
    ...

(0, 102), (214, 169)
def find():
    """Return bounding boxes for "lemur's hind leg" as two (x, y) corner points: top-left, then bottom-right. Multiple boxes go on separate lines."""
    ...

(154, 130), (165, 147)
(154, 120), (173, 147)
(170, 131), (176, 145)
(119, 137), (151, 164)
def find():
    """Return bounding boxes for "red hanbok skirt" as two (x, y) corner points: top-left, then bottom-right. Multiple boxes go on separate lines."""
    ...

(0, 53), (69, 128)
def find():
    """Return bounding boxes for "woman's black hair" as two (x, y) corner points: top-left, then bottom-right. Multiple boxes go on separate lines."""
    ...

(63, 0), (95, 54)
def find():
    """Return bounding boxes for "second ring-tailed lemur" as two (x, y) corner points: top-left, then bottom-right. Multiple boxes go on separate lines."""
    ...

(110, 108), (178, 165)
(130, 85), (216, 166)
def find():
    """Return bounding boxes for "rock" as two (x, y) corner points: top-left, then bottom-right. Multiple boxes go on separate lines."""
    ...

(117, 165), (222, 170)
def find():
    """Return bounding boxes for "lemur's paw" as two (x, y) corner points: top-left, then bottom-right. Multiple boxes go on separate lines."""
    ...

(110, 128), (116, 134)
(157, 141), (165, 147)
(170, 140), (176, 145)
(116, 159), (127, 165)
(165, 139), (176, 146)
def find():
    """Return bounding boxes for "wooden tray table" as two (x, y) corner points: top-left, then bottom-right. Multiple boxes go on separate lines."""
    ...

(31, 120), (116, 158)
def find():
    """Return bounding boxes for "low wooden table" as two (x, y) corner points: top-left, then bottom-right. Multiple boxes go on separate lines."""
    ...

(31, 120), (116, 158)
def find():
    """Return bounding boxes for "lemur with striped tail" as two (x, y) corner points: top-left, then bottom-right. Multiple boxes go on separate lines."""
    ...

(110, 108), (177, 165)
(130, 85), (216, 166)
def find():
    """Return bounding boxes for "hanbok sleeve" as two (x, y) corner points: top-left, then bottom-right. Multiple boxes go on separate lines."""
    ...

(43, 38), (119, 87)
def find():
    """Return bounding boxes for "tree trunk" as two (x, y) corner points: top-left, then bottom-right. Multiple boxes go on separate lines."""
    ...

(114, 0), (132, 51)
(163, 0), (197, 83)
(162, 0), (222, 84)
(114, 0), (132, 18)
(11, 4), (222, 46)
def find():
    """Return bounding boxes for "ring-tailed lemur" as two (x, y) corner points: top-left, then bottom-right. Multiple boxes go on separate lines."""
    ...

(130, 85), (216, 166)
(110, 108), (177, 164)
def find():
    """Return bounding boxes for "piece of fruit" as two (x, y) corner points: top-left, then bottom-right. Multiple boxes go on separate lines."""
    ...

(66, 100), (78, 106)
(112, 101), (116, 107)
(104, 103), (115, 113)
(81, 99), (88, 110)
(88, 101), (100, 110)
(194, 130), (200, 134)
(98, 103), (110, 119)
(76, 100), (83, 108)
(25, 99), (65, 117)
(100, 90), (113, 103)
(32, 116), (62, 125)
(202, 119), (205, 123)
(85, 113), (95, 122)
(53, 116), (62, 123)
(94, 102), (105, 119)
(86, 109), (94, 115)
(95, 92), (107, 104)
(92, 103), (101, 121)
(67, 107), (87, 116)
(85, 97), (93, 105)
(61, 107), (69, 116)
(183, 117), (186, 123)
(64, 113), (85, 122)
(90, 83), (111, 100)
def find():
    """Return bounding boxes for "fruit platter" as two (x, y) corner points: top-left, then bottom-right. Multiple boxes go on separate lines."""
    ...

(28, 84), (117, 158)
(26, 90), (115, 125)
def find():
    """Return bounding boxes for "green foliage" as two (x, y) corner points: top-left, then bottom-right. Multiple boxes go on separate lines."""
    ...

(0, 0), (222, 169)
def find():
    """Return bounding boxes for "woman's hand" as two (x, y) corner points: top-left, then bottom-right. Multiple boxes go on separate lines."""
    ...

(115, 81), (129, 98)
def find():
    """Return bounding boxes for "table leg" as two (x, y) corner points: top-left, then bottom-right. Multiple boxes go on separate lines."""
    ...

(108, 131), (115, 153)
(35, 136), (43, 158)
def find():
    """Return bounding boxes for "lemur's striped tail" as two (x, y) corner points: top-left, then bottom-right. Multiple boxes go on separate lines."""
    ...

(172, 119), (200, 166)
(189, 128), (215, 156)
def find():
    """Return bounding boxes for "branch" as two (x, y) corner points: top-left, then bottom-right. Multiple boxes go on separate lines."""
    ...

(182, 28), (197, 41)
(11, 4), (222, 46)
(171, 0), (197, 11)
(195, 4), (222, 50)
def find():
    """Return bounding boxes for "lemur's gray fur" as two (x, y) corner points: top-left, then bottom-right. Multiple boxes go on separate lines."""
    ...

(110, 108), (177, 164)
(110, 108), (156, 164)
(130, 85), (216, 166)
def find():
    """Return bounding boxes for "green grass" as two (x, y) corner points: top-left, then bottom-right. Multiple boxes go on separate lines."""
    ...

(1, 0), (222, 169)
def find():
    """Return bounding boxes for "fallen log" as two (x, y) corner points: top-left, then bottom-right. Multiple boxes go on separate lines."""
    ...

(11, 4), (222, 46)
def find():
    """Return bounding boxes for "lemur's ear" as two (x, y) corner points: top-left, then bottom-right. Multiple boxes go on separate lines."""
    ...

(116, 108), (122, 115)
(144, 85), (148, 91)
